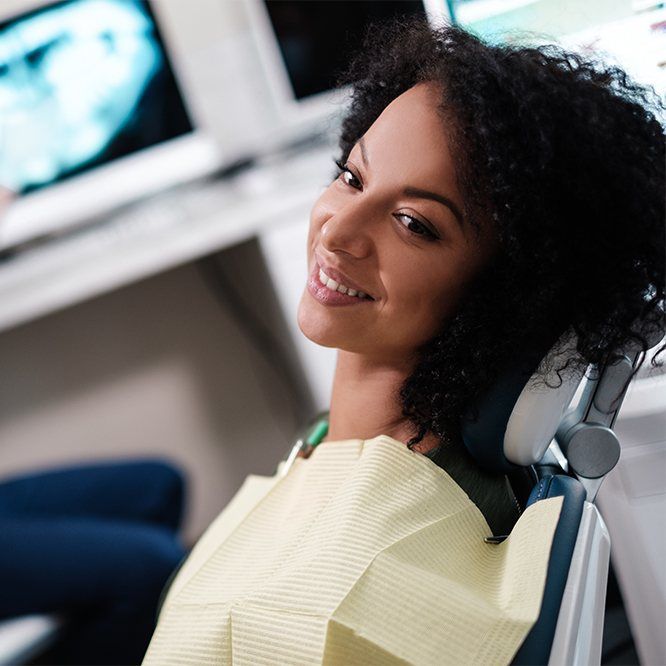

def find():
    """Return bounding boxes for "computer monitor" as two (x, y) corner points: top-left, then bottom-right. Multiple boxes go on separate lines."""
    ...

(245, 0), (450, 139)
(0, 0), (223, 250)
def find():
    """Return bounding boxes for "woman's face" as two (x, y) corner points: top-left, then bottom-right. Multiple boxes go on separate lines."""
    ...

(298, 81), (496, 363)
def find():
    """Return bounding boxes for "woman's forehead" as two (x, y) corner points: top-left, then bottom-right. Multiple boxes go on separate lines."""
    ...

(348, 82), (465, 223)
(354, 82), (455, 184)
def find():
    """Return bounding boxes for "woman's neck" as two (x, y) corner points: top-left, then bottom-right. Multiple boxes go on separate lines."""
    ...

(325, 350), (440, 454)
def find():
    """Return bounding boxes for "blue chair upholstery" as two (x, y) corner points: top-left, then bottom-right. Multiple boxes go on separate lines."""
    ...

(511, 475), (587, 665)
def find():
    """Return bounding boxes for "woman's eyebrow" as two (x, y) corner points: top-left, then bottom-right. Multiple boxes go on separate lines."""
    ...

(356, 136), (465, 230)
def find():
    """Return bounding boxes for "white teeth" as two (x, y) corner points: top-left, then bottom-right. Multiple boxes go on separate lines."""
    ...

(318, 267), (368, 299)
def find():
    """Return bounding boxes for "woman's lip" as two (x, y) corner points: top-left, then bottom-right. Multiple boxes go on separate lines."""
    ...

(314, 257), (373, 299)
(307, 262), (375, 307)
(314, 251), (375, 301)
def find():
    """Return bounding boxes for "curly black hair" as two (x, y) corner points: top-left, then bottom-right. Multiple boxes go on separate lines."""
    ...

(332, 16), (665, 449)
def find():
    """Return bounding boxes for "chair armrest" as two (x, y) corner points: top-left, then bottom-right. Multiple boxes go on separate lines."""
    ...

(0, 614), (63, 666)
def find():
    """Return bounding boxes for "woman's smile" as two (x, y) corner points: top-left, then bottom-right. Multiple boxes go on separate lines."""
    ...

(307, 260), (376, 307)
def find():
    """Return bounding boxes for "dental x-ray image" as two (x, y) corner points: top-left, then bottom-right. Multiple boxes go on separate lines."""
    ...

(0, 0), (192, 194)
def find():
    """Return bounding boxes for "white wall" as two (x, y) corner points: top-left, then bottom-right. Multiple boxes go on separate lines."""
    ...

(597, 373), (666, 666)
(259, 218), (337, 412)
(0, 259), (301, 543)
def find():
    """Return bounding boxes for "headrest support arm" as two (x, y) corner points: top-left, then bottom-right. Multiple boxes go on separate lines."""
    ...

(556, 320), (665, 501)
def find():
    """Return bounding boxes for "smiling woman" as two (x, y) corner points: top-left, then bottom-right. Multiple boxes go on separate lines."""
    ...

(313, 16), (665, 457)
(142, 14), (665, 666)
(298, 82), (498, 450)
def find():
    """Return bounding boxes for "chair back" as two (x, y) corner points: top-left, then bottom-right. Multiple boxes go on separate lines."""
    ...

(461, 316), (665, 665)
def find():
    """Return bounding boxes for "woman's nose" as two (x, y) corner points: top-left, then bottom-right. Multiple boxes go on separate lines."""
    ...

(320, 204), (374, 259)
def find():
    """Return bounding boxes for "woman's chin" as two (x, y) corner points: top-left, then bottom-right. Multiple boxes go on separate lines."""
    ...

(297, 291), (379, 354)
(297, 303), (338, 348)
(296, 296), (359, 350)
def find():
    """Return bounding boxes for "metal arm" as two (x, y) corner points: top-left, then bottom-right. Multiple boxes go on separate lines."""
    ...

(556, 323), (664, 502)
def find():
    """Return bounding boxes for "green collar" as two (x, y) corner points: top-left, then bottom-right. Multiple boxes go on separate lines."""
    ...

(306, 418), (329, 447)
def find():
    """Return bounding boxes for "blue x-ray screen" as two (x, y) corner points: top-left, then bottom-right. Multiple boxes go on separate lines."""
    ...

(0, 0), (193, 194)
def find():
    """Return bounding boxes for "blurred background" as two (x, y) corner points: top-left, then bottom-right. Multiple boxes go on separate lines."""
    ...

(0, 0), (663, 664)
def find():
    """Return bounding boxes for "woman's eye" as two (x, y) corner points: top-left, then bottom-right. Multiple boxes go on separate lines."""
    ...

(340, 168), (362, 190)
(334, 159), (362, 190)
(341, 169), (361, 189)
(395, 214), (437, 240)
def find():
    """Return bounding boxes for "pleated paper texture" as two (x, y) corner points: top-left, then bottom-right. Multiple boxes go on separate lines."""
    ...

(143, 435), (563, 665)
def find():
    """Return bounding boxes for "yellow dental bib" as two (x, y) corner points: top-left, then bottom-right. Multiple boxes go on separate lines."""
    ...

(143, 435), (562, 665)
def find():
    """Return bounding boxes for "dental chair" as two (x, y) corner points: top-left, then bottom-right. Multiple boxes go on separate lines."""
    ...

(460, 322), (665, 666)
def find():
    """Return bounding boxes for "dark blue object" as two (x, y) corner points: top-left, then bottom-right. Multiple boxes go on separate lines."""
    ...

(460, 359), (533, 473)
(460, 329), (566, 473)
(0, 459), (187, 665)
(511, 474), (586, 665)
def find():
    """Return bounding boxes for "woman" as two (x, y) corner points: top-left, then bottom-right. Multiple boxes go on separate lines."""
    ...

(144, 16), (664, 665)
(307, 18), (664, 453)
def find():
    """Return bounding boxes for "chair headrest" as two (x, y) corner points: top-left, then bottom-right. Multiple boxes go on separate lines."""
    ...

(460, 328), (584, 472)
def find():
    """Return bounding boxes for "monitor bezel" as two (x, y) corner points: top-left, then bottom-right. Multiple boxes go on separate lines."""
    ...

(244, 0), (452, 130)
(0, 0), (224, 250)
